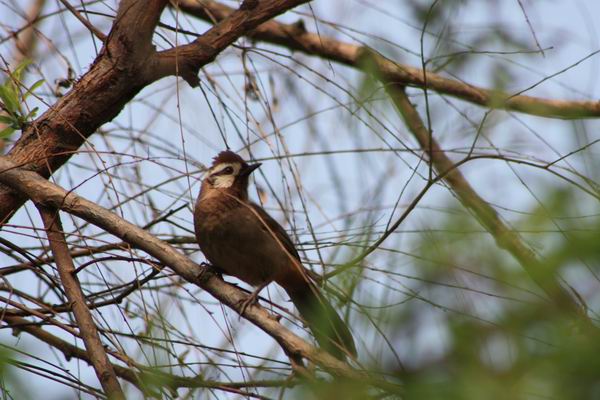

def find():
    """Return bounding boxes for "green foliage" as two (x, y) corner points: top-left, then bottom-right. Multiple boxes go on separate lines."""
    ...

(0, 59), (43, 138)
(404, 186), (600, 399)
(0, 346), (32, 400)
(296, 377), (376, 400)
(356, 49), (384, 107)
(401, 302), (600, 400)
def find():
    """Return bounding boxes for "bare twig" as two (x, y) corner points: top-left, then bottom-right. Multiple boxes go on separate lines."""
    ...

(151, 0), (311, 86)
(0, 0), (46, 154)
(0, 0), (310, 227)
(384, 83), (590, 325)
(57, 0), (106, 41)
(2, 314), (151, 395)
(2, 315), (299, 396)
(0, 0), (169, 225)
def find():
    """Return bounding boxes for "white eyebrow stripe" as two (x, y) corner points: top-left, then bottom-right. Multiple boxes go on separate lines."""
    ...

(208, 162), (241, 188)
(211, 162), (241, 175)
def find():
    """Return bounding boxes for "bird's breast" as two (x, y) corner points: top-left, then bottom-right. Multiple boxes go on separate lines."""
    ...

(194, 198), (288, 287)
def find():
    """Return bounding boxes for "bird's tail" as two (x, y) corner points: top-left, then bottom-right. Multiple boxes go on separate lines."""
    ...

(284, 280), (356, 360)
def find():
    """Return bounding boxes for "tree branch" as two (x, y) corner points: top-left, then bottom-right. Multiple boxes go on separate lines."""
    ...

(384, 83), (591, 326)
(2, 315), (148, 393)
(150, 0), (311, 86)
(38, 206), (125, 399)
(57, 0), (106, 41)
(175, 0), (600, 119)
(0, 0), (46, 154)
(0, 0), (309, 226)
(0, 156), (365, 381)
(0, 0), (169, 225)
(2, 315), (299, 396)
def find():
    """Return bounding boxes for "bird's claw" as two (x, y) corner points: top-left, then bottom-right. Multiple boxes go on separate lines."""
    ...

(197, 262), (224, 281)
(236, 283), (268, 317)
(238, 291), (260, 316)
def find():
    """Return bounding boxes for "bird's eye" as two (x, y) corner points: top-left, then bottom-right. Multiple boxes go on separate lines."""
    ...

(223, 166), (234, 175)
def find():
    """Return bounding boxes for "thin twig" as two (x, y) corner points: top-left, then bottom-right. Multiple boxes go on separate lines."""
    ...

(57, 0), (106, 41)
(383, 83), (591, 326)
(175, 0), (600, 119)
(0, 156), (371, 381)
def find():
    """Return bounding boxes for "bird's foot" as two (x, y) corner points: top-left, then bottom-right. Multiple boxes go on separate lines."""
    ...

(238, 290), (260, 316)
(237, 283), (268, 316)
(196, 262), (224, 282)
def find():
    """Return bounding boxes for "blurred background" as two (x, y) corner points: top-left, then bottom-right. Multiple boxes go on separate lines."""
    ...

(1, 0), (600, 398)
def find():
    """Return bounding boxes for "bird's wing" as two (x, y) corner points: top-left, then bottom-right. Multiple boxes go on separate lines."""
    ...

(249, 202), (301, 262)
(249, 204), (356, 359)
(249, 203), (323, 284)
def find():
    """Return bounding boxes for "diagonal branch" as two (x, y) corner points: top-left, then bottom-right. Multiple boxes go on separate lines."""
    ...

(0, 156), (365, 381)
(149, 0), (311, 86)
(0, 0), (169, 225)
(384, 82), (590, 325)
(176, 0), (600, 119)
(173, 0), (595, 329)
(57, 0), (106, 41)
(37, 206), (125, 399)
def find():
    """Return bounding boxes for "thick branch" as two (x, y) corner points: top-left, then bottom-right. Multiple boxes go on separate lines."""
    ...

(0, 0), (169, 224)
(38, 206), (125, 399)
(0, 156), (362, 380)
(0, 0), (310, 227)
(174, 0), (594, 327)
(176, 0), (600, 119)
(150, 0), (310, 86)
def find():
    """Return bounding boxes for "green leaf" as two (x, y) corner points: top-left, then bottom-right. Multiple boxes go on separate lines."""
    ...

(25, 107), (39, 120)
(0, 85), (19, 114)
(0, 126), (15, 138)
(0, 115), (14, 124)
(11, 59), (31, 82)
(23, 79), (44, 100)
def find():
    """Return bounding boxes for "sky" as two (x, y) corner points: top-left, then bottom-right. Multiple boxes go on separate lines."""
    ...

(1, 0), (600, 398)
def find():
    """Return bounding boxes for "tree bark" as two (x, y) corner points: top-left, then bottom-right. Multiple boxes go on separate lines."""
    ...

(0, 0), (310, 225)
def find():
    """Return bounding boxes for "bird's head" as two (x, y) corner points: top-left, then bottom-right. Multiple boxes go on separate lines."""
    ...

(201, 151), (261, 199)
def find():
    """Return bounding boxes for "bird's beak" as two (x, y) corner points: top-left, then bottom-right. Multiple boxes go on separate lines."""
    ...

(241, 163), (261, 176)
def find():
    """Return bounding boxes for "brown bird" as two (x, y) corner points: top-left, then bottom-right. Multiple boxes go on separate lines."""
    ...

(194, 150), (356, 360)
